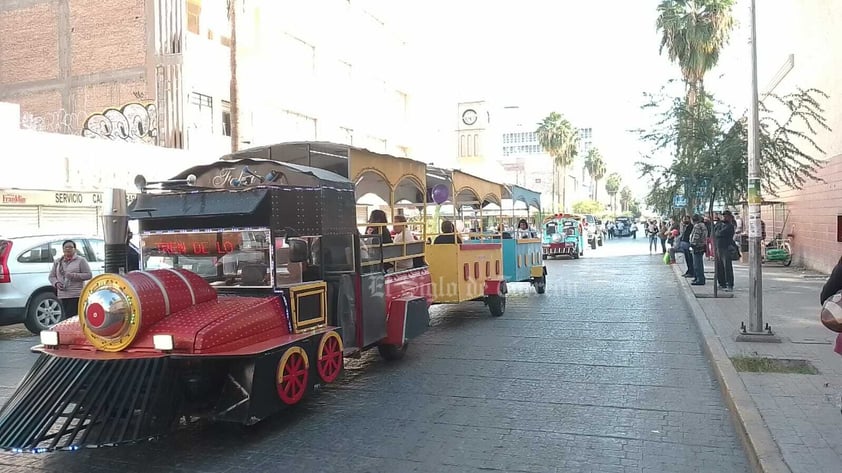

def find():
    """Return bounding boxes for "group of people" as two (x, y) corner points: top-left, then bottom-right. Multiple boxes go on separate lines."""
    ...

(666, 212), (739, 290)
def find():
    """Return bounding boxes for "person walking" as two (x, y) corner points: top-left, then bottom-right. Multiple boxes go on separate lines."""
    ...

(48, 240), (93, 320)
(689, 215), (708, 286)
(648, 220), (659, 253)
(714, 211), (736, 291)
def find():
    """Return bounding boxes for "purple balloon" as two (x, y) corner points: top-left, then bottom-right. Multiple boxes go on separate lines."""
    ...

(432, 184), (449, 204)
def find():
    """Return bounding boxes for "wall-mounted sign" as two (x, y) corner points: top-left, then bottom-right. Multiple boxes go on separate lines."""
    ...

(0, 190), (137, 207)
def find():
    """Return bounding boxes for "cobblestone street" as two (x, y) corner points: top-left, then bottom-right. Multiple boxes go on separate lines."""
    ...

(0, 239), (750, 472)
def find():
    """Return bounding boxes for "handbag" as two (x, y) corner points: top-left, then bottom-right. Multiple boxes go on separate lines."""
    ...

(821, 291), (842, 332)
(727, 241), (741, 261)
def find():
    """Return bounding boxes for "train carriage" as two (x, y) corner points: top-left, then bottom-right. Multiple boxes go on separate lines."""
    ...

(229, 142), (508, 318)
(542, 213), (585, 259)
(0, 154), (432, 452)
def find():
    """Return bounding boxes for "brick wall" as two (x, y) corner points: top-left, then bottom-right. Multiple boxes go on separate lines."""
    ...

(0, 3), (59, 84)
(69, 0), (146, 74)
(778, 153), (842, 274)
(0, 0), (150, 135)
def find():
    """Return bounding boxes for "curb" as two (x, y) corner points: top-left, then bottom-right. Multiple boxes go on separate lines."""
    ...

(670, 263), (791, 473)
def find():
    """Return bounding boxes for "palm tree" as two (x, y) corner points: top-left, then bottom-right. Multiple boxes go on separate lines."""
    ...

(536, 112), (579, 212)
(620, 186), (633, 212)
(656, 0), (735, 211)
(656, 0), (735, 103)
(584, 148), (606, 201)
(605, 172), (621, 215)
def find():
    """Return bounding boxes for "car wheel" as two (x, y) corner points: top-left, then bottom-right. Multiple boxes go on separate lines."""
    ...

(25, 292), (63, 334)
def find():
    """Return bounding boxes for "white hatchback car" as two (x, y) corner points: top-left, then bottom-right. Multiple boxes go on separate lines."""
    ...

(0, 235), (111, 334)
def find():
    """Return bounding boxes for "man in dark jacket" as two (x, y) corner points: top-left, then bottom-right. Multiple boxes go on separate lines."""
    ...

(678, 215), (695, 277)
(713, 211), (736, 291)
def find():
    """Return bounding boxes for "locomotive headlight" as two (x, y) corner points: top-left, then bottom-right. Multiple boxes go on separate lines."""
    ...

(551, 233), (562, 243)
(39, 330), (59, 346)
(152, 334), (174, 351)
(83, 287), (131, 338)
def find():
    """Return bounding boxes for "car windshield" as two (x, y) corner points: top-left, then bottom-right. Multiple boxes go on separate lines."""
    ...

(140, 228), (272, 287)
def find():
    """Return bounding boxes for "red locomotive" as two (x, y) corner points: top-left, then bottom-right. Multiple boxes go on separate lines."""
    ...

(0, 152), (432, 452)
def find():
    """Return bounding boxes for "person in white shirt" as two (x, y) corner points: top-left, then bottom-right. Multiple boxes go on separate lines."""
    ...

(392, 215), (417, 271)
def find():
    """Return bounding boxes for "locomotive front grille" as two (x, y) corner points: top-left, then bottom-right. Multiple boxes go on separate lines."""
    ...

(0, 354), (181, 452)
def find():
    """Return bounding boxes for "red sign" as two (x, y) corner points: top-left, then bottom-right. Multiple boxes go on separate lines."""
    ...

(143, 233), (244, 257)
(2, 194), (25, 204)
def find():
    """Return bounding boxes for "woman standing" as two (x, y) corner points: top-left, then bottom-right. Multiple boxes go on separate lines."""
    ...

(48, 240), (92, 320)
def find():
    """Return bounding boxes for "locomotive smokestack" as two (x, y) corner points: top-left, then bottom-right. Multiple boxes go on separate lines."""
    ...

(102, 188), (129, 274)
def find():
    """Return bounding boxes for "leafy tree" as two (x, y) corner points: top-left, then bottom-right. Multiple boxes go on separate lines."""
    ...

(536, 112), (579, 212)
(637, 87), (829, 215)
(572, 200), (604, 214)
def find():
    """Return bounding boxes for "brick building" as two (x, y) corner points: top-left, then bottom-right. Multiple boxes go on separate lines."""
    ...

(0, 0), (416, 157)
(0, 0), (183, 147)
(746, 0), (842, 273)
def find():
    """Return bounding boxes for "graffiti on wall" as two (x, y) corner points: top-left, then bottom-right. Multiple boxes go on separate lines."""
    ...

(81, 103), (158, 144)
(21, 110), (86, 134)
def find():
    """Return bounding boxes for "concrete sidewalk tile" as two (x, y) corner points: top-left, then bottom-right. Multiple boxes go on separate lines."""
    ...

(674, 259), (842, 472)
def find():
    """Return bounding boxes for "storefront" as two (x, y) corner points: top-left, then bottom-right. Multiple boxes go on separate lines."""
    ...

(0, 189), (136, 237)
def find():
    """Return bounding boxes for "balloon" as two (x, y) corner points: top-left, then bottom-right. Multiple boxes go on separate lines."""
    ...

(431, 184), (449, 204)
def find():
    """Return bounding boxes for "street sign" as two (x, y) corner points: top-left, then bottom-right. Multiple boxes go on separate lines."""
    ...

(673, 195), (688, 207)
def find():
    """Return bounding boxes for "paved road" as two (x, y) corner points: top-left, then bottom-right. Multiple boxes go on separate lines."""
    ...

(0, 236), (750, 472)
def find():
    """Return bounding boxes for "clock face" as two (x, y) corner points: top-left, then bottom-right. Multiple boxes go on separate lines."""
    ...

(461, 109), (478, 126)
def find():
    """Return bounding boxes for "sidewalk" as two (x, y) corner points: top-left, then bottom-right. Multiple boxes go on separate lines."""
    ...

(672, 256), (842, 473)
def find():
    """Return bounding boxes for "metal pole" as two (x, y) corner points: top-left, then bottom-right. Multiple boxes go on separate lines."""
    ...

(739, 0), (777, 341)
(747, 0), (763, 332)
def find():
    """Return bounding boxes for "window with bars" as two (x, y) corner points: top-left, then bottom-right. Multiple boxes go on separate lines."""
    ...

(189, 92), (213, 132)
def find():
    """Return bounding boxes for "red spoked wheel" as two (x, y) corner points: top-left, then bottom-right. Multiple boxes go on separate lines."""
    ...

(276, 346), (309, 405)
(317, 331), (343, 383)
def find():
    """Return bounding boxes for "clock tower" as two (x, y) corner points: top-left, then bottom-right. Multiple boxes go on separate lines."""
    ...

(456, 100), (492, 167)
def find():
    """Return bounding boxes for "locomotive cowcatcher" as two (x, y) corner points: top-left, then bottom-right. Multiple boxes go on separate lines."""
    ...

(0, 156), (432, 452)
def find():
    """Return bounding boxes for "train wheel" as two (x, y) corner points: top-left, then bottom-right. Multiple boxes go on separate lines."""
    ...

(276, 346), (309, 405)
(534, 277), (546, 294)
(317, 331), (344, 383)
(488, 294), (506, 317)
(378, 343), (408, 361)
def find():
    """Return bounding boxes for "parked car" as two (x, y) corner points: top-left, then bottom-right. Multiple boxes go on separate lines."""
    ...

(581, 214), (604, 249)
(0, 234), (139, 334)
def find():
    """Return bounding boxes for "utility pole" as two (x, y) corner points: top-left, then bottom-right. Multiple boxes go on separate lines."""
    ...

(738, 0), (779, 342)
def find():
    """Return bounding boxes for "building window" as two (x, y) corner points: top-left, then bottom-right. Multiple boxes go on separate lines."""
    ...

(187, 1), (201, 35)
(460, 135), (466, 157)
(473, 134), (479, 156)
(189, 92), (213, 132)
(221, 100), (231, 136)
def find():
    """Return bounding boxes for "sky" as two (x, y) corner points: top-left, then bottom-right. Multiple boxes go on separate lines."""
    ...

(391, 0), (757, 200)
